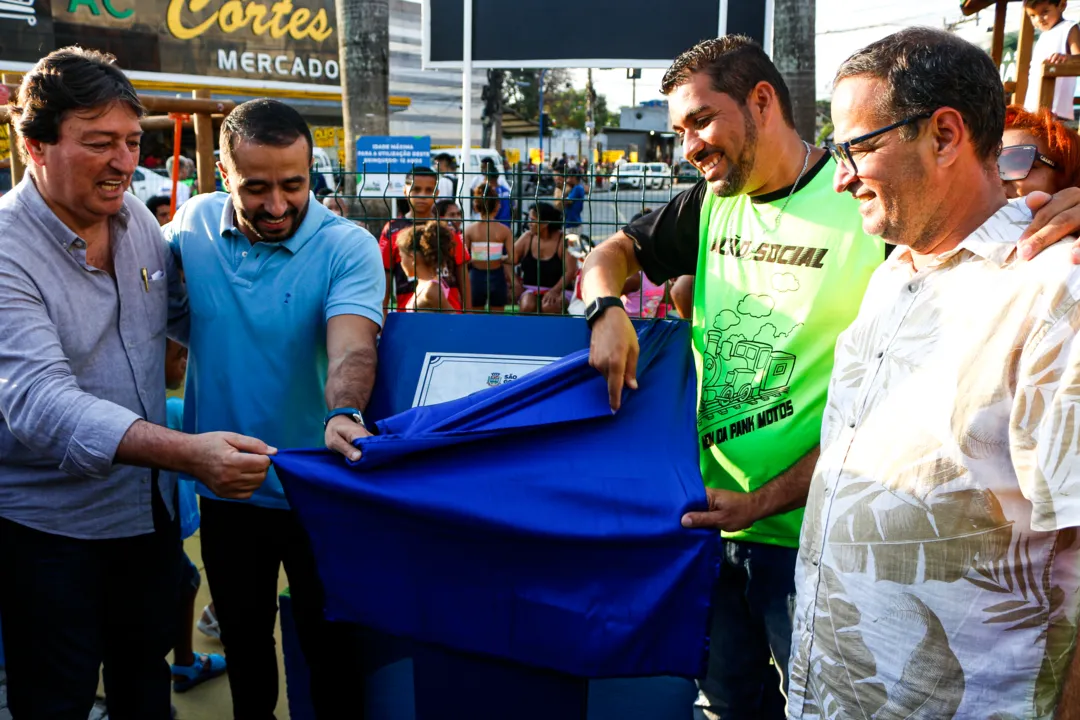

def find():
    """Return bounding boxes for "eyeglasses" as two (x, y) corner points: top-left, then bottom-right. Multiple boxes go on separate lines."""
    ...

(998, 144), (1059, 181)
(826, 113), (935, 176)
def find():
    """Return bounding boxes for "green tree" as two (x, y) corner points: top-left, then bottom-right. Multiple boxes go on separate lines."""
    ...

(547, 87), (619, 131)
(501, 69), (619, 131)
(503, 69), (571, 122)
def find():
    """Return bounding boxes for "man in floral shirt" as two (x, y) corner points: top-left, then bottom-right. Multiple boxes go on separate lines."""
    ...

(789, 27), (1080, 719)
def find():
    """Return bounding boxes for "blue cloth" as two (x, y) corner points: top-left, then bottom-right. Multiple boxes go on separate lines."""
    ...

(494, 185), (512, 227)
(564, 184), (585, 226)
(274, 319), (717, 678)
(167, 397), (200, 539)
(165, 193), (385, 509)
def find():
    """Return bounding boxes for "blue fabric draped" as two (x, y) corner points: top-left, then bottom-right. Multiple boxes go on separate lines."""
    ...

(274, 319), (717, 679)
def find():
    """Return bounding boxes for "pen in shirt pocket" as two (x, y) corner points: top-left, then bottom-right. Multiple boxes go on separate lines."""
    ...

(141, 267), (149, 293)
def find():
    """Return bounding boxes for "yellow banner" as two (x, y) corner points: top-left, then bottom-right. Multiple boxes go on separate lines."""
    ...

(0, 125), (9, 162)
(529, 148), (544, 165)
(505, 148), (521, 165)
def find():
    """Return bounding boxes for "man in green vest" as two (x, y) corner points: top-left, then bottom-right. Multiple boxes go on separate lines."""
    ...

(581, 35), (1080, 719)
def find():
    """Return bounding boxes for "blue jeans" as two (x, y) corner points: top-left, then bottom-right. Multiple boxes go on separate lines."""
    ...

(694, 540), (797, 720)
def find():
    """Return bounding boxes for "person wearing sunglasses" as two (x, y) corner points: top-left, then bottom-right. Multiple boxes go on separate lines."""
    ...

(1001, 104), (1080, 198)
(790, 27), (1080, 720)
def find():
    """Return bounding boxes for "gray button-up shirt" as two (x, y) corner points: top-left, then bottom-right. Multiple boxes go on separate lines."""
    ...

(0, 177), (189, 539)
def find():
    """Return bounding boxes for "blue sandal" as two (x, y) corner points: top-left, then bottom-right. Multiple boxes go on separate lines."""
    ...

(171, 652), (227, 692)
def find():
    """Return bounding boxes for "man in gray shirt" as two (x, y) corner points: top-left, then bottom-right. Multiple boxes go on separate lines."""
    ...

(0, 48), (276, 719)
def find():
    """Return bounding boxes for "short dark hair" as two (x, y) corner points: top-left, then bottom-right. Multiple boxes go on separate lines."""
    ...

(481, 157), (500, 178)
(835, 27), (1004, 162)
(406, 165), (438, 184)
(1024, 0), (1061, 7)
(661, 36), (795, 128)
(11, 47), (144, 163)
(433, 152), (457, 168)
(146, 195), (171, 215)
(219, 98), (312, 165)
(530, 201), (563, 227)
(435, 198), (460, 217)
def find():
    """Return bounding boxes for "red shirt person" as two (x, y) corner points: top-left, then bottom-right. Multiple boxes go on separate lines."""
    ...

(380, 166), (470, 312)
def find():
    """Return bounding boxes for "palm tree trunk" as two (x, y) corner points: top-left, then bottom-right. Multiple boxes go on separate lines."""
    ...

(336, 0), (390, 194)
(772, 0), (816, 142)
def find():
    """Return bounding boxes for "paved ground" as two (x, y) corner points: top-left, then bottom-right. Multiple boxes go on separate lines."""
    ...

(578, 183), (691, 242)
(0, 533), (291, 720)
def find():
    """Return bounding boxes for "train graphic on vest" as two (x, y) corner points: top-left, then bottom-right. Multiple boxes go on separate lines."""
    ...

(699, 329), (796, 418)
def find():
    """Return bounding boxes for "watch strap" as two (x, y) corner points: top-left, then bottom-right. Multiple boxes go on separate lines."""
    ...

(324, 407), (366, 427)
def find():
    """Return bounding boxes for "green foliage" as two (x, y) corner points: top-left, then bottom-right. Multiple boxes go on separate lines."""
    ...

(500, 69), (619, 131)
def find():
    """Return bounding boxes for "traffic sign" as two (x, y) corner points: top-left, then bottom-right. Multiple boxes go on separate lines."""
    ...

(355, 136), (432, 174)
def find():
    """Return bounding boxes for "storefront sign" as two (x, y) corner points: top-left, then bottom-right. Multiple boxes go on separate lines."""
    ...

(1, 0), (340, 86)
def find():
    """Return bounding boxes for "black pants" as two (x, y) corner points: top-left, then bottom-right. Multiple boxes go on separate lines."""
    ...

(200, 498), (364, 720)
(0, 483), (180, 720)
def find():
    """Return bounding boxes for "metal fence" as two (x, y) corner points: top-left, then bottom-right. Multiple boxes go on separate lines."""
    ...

(317, 164), (700, 317)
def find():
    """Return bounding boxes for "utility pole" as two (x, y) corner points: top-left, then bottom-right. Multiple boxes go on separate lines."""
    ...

(772, 0), (816, 141)
(586, 68), (596, 169)
(336, 0), (390, 195)
(627, 67), (641, 107)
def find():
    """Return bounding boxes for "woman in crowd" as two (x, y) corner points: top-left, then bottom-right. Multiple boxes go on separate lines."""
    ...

(512, 202), (577, 314)
(1000, 104), (1080, 197)
(465, 185), (513, 312)
(396, 221), (458, 311)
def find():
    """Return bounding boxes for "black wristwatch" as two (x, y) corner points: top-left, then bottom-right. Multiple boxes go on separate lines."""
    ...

(324, 407), (366, 428)
(585, 296), (625, 328)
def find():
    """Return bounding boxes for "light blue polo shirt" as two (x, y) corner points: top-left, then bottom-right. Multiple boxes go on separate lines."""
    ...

(164, 192), (384, 509)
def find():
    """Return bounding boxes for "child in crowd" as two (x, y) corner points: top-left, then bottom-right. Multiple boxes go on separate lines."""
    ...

(396, 221), (459, 311)
(466, 185), (514, 312)
(436, 198), (463, 234)
(164, 339), (227, 692)
(1024, 0), (1080, 121)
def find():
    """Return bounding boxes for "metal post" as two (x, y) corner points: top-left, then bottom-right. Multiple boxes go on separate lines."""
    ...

(538, 69), (545, 166)
(461, 0), (473, 175)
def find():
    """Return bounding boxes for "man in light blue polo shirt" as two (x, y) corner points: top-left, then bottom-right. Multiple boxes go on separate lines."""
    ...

(164, 99), (383, 718)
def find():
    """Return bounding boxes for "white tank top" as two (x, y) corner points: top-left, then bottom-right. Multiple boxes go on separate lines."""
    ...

(1026, 20), (1077, 120)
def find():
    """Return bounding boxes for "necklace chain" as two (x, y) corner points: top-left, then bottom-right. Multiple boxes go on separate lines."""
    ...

(767, 141), (812, 233)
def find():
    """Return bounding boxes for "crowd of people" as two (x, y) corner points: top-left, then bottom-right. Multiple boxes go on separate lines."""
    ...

(7, 1), (1080, 718)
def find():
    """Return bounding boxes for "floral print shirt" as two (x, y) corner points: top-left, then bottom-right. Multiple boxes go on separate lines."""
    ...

(789, 202), (1080, 719)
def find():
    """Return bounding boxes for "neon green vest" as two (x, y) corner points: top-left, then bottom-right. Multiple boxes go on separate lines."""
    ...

(692, 158), (883, 547)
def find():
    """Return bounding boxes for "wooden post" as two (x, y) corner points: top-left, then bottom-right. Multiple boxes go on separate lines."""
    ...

(192, 89), (216, 195)
(991, 0), (1008, 68)
(1014, 11), (1036, 106)
(2, 74), (25, 187)
(1037, 56), (1080, 111)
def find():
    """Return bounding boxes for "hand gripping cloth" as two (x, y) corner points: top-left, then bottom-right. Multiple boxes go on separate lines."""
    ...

(274, 319), (717, 678)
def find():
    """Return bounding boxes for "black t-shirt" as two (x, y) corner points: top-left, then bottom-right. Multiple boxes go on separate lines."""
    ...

(622, 154), (890, 282)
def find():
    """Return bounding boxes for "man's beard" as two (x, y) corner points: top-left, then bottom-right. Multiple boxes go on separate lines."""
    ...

(237, 202), (305, 243)
(709, 108), (758, 198)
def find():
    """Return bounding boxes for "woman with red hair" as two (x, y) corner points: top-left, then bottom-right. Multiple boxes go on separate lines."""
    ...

(1001, 104), (1080, 197)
